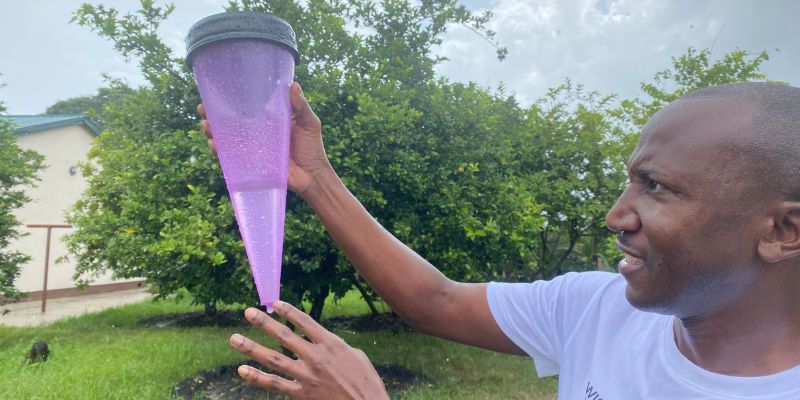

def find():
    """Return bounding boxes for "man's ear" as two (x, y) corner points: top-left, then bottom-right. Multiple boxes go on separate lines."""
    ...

(758, 202), (800, 263)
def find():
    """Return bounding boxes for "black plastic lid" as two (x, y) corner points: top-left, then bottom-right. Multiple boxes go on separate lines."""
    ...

(185, 11), (300, 68)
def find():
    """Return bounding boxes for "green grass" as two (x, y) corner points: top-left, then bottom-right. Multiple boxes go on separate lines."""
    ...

(0, 291), (557, 399)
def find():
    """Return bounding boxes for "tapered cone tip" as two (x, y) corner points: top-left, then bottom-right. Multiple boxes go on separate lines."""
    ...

(229, 185), (286, 312)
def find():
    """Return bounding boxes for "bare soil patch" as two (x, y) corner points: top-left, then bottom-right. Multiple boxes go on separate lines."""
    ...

(140, 310), (249, 328)
(173, 360), (433, 399)
(322, 312), (414, 333)
(165, 313), (427, 398)
(141, 310), (412, 333)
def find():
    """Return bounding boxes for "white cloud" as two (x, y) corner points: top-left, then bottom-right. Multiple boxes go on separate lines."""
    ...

(1, 0), (798, 114)
(434, 0), (799, 106)
(0, 1), (226, 114)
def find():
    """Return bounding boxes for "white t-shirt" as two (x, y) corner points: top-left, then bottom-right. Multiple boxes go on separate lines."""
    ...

(487, 271), (800, 399)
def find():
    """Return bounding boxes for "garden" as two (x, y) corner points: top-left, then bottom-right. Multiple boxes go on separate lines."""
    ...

(0, 291), (557, 399)
(0, 0), (777, 398)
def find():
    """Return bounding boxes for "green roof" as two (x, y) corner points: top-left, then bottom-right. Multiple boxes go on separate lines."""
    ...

(3, 115), (101, 137)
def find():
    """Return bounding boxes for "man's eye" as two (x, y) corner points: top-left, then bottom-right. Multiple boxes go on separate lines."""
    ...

(647, 180), (665, 192)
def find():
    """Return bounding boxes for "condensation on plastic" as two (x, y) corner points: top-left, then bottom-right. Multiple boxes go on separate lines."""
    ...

(190, 37), (295, 313)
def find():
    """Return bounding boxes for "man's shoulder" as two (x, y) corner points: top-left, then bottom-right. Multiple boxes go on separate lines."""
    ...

(486, 270), (640, 378)
(489, 271), (625, 299)
(543, 270), (626, 298)
(488, 270), (629, 317)
(557, 270), (622, 285)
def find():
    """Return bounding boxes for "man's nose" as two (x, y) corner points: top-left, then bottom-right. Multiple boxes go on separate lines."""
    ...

(605, 191), (641, 233)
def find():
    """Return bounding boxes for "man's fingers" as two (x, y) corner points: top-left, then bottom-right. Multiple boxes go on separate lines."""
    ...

(244, 307), (313, 358)
(200, 119), (212, 139)
(237, 365), (301, 397)
(230, 334), (306, 378)
(197, 104), (216, 155)
(197, 103), (206, 119)
(289, 81), (310, 116)
(290, 82), (321, 131)
(273, 301), (329, 344)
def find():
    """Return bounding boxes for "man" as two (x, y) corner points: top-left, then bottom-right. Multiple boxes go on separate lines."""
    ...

(199, 82), (800, 399)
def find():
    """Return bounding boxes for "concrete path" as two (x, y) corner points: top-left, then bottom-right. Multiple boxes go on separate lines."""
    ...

(0, 287), (152, 327)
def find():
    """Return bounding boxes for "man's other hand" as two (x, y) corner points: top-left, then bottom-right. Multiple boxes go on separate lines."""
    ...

(230, 302), (390, 400)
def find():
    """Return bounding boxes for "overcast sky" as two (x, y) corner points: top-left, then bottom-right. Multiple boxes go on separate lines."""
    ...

(1, 0), (797, 115)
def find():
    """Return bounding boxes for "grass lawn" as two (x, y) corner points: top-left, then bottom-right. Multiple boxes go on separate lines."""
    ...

(0, 291), (557, 399)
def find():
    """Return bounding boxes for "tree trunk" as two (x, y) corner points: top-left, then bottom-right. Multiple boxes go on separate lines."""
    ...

(551, 229), (579, 276)
(203, 301), (217, 317)
(351, 274), (380, 316)
(309, 285), (329, 322)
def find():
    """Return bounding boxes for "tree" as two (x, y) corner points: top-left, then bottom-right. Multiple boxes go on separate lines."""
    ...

(518, 81), (630, 279)
(0, 85), (45, 313)
(65, 0), (510, 319)
(45, 82), (135, 129)
(617, 47), (770, 130)
(64, 85), (247, 315)
(65, 0), (776, 322)
(431, 47), (776, 281)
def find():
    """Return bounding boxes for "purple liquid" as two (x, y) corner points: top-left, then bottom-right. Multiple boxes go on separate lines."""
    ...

(191, 39), (295, 309)
(229, 180), (286, 313)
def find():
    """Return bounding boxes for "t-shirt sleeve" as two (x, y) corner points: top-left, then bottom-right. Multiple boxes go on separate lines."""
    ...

(487, 271), (615, 377)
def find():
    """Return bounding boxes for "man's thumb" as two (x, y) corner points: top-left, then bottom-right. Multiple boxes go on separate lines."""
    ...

(290, 82), (321, 133)
(290, 82), (311, 117)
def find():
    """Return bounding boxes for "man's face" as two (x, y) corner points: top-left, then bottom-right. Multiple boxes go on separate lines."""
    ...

(606, 96), (770, 318)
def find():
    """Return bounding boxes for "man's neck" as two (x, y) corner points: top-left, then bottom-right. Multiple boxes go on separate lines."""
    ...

(673, 280), (800, 376)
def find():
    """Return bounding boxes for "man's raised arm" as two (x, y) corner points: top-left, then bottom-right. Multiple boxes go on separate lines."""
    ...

(302, 164), (522, 355)
(200, 82), (523, 355)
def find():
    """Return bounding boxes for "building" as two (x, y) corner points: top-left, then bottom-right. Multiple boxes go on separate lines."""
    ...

(6, 115), (143, 302)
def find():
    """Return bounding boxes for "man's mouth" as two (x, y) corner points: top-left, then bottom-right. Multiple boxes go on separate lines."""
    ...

(624, 253), (644, 265)
(618, 251), (645, 275)
(616, 238), (645, 275)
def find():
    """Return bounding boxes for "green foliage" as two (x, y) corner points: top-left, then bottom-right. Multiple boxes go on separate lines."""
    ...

(617, 47), (770, 129)
(45, 83), (135, 129)
(71, 0), (199, 131)
(65, 0), (511, 317)
(0, 89), (45, 312)
(0, 292), (555, 399)
(64, 0), (775, 319)
(520, 81), (629, 277)
(64, 86), (245, 314)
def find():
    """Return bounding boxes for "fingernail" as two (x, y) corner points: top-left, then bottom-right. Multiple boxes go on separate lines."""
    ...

(231, 334), (244, 346)
(244, 308), (258, 320)
(238, 365), (250, 377)
(274, 301), (286, 311)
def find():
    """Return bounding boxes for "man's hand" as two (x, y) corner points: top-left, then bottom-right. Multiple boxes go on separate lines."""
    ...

(198, 81), (334, 197)
(230, 302), (390, 400)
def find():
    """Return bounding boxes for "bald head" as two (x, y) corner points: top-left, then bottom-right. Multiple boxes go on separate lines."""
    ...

(678, 82), (800, 200)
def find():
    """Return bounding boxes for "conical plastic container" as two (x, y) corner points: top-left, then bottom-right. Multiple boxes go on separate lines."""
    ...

(186, 11), (300, 312)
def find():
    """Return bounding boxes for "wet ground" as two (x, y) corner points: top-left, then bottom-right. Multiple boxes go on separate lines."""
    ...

(173, 359), (433, 399)
(140, 309), (249, 328)
(166, 312), (430, 399)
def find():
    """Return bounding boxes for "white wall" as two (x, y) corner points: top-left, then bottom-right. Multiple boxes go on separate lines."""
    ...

(12, 124), (137, 292)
